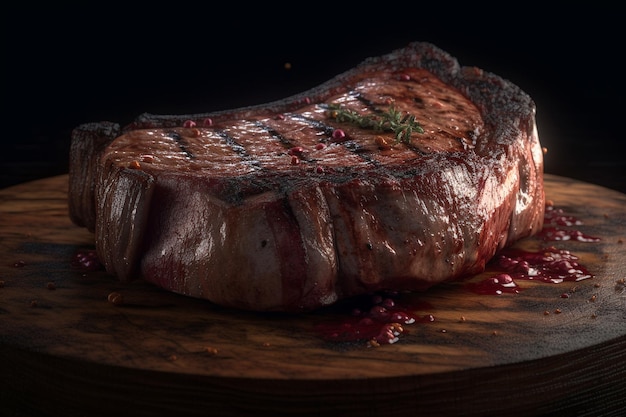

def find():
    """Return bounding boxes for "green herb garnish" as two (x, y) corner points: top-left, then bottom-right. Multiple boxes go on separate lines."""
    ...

(327, 104), (424, 144)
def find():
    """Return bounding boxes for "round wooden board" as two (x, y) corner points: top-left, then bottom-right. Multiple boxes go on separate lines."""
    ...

(1, 174), (625, 417)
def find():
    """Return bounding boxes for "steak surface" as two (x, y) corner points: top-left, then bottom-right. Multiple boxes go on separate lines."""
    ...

(69, 42), (545, 312)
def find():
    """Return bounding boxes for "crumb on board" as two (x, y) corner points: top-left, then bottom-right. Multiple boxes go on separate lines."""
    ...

(107, 291), (124, 305)
(368, 339), (380, 348)
(205, 347), (218, 356)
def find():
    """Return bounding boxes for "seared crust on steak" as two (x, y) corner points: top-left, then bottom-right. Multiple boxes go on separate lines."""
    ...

(68, 42), (544, 312)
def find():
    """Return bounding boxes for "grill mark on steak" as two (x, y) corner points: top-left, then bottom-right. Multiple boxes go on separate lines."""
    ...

(354, 93), (378, 110)
(166, 130), (194, 159)
(343, 140), (381, 166)
(251, 120), (315, 164)
(286, 112), (382, 166)
(252, 120), (294, 148)
(287, 113), (335, 136)
(214, 129), (264, 170)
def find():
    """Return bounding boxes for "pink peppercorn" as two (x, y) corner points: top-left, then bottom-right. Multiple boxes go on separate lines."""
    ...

(332, 129), (346, 141)
(183, 120), (196, 128)
(288, 146), (305, 156)
(202, 118), (213, 127)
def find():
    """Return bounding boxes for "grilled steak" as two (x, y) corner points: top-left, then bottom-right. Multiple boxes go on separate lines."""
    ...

(68, 42), (545, 312)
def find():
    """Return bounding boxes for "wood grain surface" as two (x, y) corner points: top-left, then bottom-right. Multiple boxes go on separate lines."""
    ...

(1, 174), (625, 417)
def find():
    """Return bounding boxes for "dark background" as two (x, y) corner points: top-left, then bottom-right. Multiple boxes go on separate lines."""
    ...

(2, 5), (625, 194)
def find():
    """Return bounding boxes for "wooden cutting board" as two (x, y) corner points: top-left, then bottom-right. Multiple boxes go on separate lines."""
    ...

(1, 174), (625, 417)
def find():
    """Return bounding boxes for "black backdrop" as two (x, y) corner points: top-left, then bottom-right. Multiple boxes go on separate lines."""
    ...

(2, 4), (625, 193)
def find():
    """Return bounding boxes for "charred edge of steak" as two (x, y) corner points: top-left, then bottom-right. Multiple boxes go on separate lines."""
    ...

(122, 42), (535, 142)
(68, 121), (121, 231)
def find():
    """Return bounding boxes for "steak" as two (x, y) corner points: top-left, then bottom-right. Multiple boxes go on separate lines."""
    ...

(68, 42), (545, 312)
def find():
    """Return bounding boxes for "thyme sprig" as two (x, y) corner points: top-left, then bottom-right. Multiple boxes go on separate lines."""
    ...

(327, 104), (424, 144)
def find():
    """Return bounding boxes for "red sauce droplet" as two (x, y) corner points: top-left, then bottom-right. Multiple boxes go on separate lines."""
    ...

(418, 314), (436, 323)
(543, 205), (582, 226)
(466, 273), (521, 295)
(72, 249), (102, 271)
(537, 227), (601, 242)
(539, 205), (600, 242)
(491, 246), (594, 284)
(314, 292), (434, 346)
